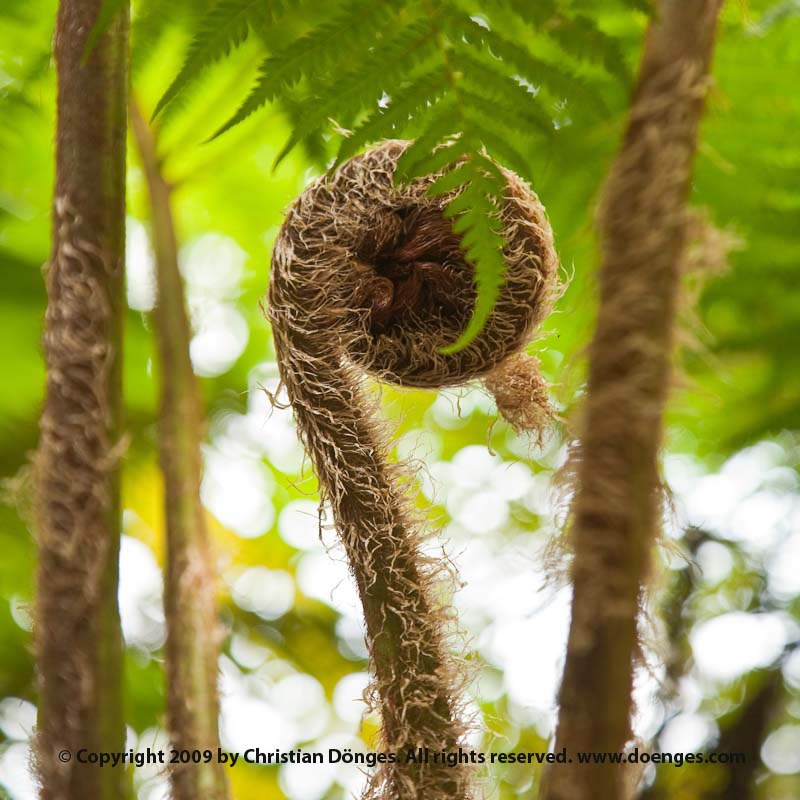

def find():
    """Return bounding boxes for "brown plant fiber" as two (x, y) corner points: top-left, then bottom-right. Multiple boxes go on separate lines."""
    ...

(545, 3), (725, 800)
(34, 2), (129, 798)
(269, 140), (559, 799)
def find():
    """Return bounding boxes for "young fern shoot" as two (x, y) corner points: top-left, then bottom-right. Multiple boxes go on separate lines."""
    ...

(268, 141), (560, 800)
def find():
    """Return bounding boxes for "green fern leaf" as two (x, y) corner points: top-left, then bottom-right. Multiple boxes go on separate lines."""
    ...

(279, 91), (329, 166)
(333, 69), (449, 168)
(499, 0), (560, 27)
(438, 157), (507, 353)
(457, 116), (532, 183)
(458, 89), (546, 161)
(438, 153), (504, 212)
(208, 0), (402, 140)
(272, 20), (440, 166)
(130, 0), (201, 77)
(425, 160), (474, 196)
(453, 17), (608, 117)
(405, 138), (512, 354)
(573, 0), (651, 13)
(450, 50), (553, 134)
(152, 0), (277, 121)
(549, 16), (630, 81)
(404, 133), (472, 180)
(393, 102), (463, 181)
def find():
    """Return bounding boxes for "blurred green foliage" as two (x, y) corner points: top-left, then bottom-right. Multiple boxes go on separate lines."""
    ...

(1, 1), (799, 799)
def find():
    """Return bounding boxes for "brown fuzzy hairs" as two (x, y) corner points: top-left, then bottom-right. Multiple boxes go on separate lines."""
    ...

(268, 140), (560, 800)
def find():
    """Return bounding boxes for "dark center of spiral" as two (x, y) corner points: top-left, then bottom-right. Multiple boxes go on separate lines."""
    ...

(357, 206), (475, 334)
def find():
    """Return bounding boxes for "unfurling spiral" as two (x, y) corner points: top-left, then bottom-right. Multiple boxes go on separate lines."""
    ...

(268, 140), (559, 800)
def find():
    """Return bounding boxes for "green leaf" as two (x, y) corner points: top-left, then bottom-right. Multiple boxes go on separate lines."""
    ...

(573, 0), (651, 13)
(496, 0), (559, 27)
(452, 16), (608, 117)
(549, 15), (630, 81)
(424, 159), (473, 196)
(152, 0), (276, 121)
(449, 49), (554, 134)
(130, 0), (196, 77)
(208, 0), (401, 140)
(439, 159), (508, 353)
(455, 116), (532, 183)
(393, 103), (462, 181)
(333, 69), (449, 169)
(272, 19), (439, 166)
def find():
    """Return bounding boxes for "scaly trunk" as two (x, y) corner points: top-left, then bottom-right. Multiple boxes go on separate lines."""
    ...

(35, 2), (129, 799)
(544, 3), (725, 799)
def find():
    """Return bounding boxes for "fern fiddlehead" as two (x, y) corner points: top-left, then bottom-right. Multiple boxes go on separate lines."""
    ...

(269, 140), (559, 800)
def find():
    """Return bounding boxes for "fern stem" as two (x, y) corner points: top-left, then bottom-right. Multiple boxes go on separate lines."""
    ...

(275, 328), (467, 800)
(129, 100), (230, 800)
(34, 2), (130, 799)
(544, 3), (725, 799)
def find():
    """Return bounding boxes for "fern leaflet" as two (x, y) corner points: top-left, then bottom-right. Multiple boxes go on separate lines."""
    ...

(152, 0), (280, 121)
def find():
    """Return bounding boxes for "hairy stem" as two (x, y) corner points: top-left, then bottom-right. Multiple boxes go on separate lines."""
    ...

(544, 3), (725, 799)
(270, 140), (559, 800)
(272, 329), (466, 800)
(34, 2), (129, 799)
(129, 100), (230, 800)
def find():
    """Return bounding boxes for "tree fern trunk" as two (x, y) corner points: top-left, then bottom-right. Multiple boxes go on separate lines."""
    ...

(34, 2), (129, 799)
(129, 101), (230, 800)
(544, 2), (724, 799)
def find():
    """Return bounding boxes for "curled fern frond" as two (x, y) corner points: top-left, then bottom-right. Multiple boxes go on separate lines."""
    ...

(269, 140), (560, 795)
(159, 0), (637, 343)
